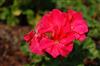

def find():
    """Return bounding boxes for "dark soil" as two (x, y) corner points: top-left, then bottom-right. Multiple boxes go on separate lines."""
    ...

(0, 24), (31, 66)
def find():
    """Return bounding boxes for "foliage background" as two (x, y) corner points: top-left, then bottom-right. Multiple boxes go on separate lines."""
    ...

(0, 0), (100, 66)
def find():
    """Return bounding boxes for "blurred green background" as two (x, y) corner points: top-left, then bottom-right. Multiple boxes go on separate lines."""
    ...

(0, 0), (100, 66)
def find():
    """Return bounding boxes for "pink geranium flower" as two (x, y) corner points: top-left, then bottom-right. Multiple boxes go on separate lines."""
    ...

(24, 9), (88, 58)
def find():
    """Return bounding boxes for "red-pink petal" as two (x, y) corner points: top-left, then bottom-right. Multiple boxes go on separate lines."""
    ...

(30, 38), (44, 55)
(78, 34), (86, 42)
(46, 45), (60, 58)
(59, 43), (73, 57)
(24, 31), (35, 42)
(74, 33), (86, 41)
(40, 37), (54, 49)
(72, 20), (88, 34)
(60, 32), (75, 45)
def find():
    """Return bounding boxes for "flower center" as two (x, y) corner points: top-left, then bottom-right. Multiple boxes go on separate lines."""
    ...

(54, 40), (59, 44)
(45, 32), (53, 39)
(45, 32), (60, 44)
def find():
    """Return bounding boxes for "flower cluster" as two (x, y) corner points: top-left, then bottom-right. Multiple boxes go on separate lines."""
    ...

(24, 9), (88, 58)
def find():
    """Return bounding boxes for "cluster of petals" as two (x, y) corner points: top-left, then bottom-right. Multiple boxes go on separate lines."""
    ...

(24, 9), (88, 58)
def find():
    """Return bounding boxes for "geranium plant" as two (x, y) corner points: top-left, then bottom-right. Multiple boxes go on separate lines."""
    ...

(24, 9), (88, 58)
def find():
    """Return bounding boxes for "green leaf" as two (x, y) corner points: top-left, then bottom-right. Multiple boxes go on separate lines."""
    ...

(77, 64), (84, 66)
(7, 16), (19, 26)
(23, 10), (35, 26)
(20, 41), (29, 55)
(82, 37), (100, 59)
(89, 6), (95, 16)
(24, 64), (30, 66)
(0, 8), (10, 20)
(81, 37), (95, 49)
(0, 0), (5, 6)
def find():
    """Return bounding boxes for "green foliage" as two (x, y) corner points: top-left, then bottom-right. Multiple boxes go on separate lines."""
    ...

(0, 0), (5, 6)
(81, 38), (100, 59)
(0, 0), (34, 26)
